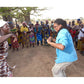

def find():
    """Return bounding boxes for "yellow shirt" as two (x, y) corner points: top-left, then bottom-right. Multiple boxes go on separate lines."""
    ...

(20, 26), (28, 32)
(75, 23), (79, 26)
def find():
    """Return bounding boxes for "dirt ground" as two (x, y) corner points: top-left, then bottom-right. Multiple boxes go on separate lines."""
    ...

(7, 45), (84, 77)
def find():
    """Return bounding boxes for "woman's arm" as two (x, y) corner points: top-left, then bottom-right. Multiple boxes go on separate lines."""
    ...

(0, 34), (17, 43)
(47, 37), (65, 50)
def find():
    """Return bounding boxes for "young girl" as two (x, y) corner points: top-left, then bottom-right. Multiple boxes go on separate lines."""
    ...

(11, 27), (19, 51)
(29, 24), (35, 47)
(36, 31), (42, 46)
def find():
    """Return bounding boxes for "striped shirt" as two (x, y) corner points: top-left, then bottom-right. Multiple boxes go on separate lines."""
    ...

(0, 35), (12, 77)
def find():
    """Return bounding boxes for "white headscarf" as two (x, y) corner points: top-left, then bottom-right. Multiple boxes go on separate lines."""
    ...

(0, 20), (7, 28)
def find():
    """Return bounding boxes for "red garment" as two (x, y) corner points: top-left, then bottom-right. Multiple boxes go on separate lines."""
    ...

(70, 29), (76, 38)
(11, 41), (19, 48)
(11, 35), (19, 48)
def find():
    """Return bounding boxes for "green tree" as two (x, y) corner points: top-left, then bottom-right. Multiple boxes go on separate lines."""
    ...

(14, 7), (47, 24)
(0, 7), (17, 21)
(0, 7), (47, 24)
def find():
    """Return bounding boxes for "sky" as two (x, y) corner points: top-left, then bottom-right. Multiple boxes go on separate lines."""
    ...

(0, 0), (84, 20)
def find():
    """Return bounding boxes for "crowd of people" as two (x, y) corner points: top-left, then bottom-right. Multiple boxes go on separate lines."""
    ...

(67, 19), (84, 55)
(7, 20), (57, 51)
(7, 19), (84, 55)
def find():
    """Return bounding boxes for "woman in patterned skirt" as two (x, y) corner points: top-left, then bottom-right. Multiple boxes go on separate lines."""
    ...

(20, 22), (29, 48)
(0, 20), (17, 77)
(29, 24), (35, 47)
(11, 26), (19, 51)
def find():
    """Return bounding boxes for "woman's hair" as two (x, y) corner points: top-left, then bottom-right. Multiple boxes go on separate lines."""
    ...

(54, 18), (70, 35)
(54, 19), (70, 35)
(54, 19), (67, 28)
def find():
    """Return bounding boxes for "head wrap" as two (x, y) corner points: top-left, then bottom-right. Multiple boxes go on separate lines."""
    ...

(46, 20), (48, 22)
(22, 21), (27, 26)
(77, 19), (80, 21)
(0, 20), (7, 28)
(8, 21), (13, 24)
(36, 21), (38, 22)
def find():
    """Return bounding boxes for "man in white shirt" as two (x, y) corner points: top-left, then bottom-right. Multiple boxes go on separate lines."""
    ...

(77, 24), (84, 55)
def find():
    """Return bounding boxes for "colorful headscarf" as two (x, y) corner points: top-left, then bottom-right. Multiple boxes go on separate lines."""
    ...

(8, 21), (13, 24)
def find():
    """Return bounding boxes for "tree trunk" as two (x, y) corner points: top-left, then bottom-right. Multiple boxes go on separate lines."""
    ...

(24, 12), (30, 24)
(7, 15), (13, 21)
(2, 15), (13, 21)
(3, 16), (7, 21)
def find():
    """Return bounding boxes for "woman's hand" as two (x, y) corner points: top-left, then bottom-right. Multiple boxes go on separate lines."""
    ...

(9, 65), (16, 71)
(24, 32), (27, 35)
(47, 36), (52, 44)
(13, 37), (17, 42)
(11, 34), (17, 42)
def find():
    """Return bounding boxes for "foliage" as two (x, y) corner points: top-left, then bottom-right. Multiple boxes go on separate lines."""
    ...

(14, 7), (47, 20)
(0, 7), (47, 22)
(0, 7), (17, 17)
